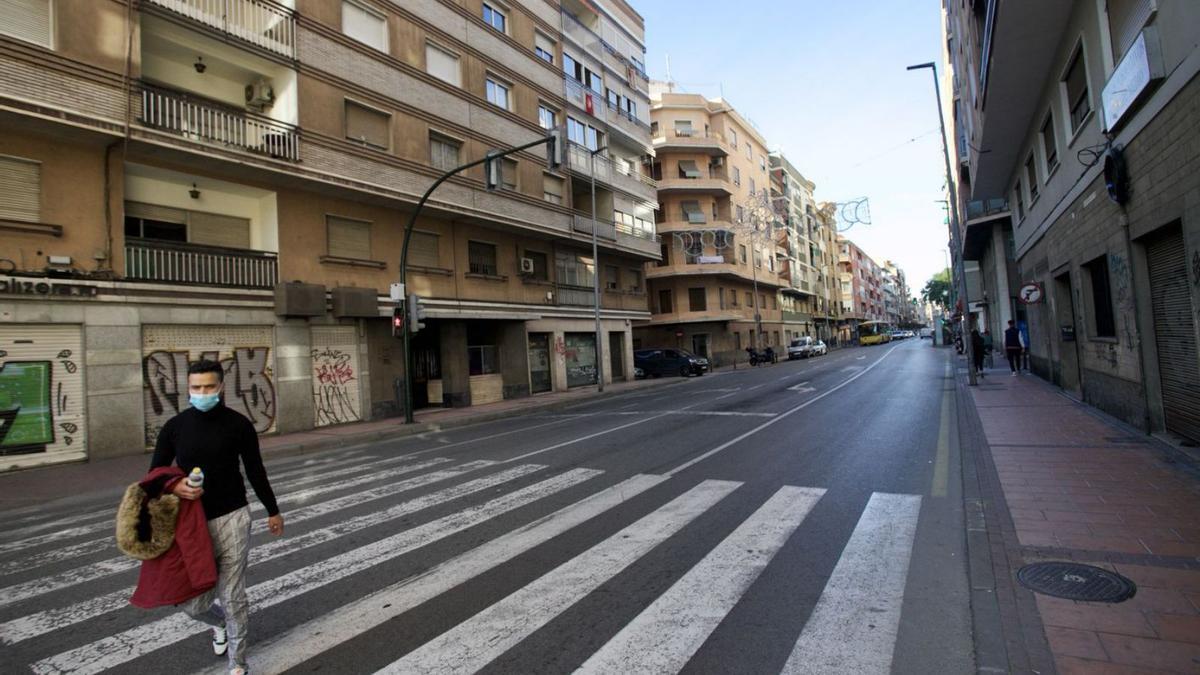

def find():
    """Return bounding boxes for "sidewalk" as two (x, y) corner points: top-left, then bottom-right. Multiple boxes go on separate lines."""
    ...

(0, 374), (685, 513)
(964, 361), (1200, 673)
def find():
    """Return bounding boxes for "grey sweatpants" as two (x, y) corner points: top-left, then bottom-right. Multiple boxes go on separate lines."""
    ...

(181, 506), (252, 669)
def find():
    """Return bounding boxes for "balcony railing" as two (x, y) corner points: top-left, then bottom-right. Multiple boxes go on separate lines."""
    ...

(614, 219), (656, 241)
(573, 214), (616, 240)
(139, 83), (300, 161)
(966, 198), (1009, 220)
(556, 284), (596, 307)
(564, 142), (656, 195)
(125, 239), (278, 288)
(606, 100), (651, 132)
(146, 0), (296, 58)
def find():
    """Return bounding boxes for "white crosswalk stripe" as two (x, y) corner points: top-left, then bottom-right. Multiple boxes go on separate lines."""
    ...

(0, 437), (929, 675)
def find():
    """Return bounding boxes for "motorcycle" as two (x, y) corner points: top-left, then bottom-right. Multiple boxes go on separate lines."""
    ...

(746, 348), (774, 367)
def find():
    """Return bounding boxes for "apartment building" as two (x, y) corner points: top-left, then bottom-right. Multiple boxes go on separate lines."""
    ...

(813, 202), (843, 342)
(946, 0), (1200, 442)
(837, 236), (885, 338)
(768, 153), (819, 340)
(635, 83), (784, 364)
(0, 0), (658, 470)
(882, 260), (912, 326)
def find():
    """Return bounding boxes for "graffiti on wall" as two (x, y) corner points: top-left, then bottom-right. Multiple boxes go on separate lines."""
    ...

(1108, 253), (1138, 351)
(311, 347), (360, 426)
(143, 347), (276, 444)
(0, 335), (85, 459)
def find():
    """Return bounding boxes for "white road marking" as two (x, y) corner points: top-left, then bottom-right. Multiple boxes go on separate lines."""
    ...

(577, 486), (825, 674)
(31, 468), (602, 675)
(664, 347), (898, 477)
(375, 479), (742, 675)
(242, 474), (669, 675)
(781, 492), (922, 675)
(0, 464), (546, 645)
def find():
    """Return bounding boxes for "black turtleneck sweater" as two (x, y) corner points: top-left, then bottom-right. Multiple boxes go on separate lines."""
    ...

(151, 404), (280, 520)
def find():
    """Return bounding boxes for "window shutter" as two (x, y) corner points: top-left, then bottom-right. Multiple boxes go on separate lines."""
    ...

(425, 43), (460, 86)
(345, 101), (390, 149)
(124, 202), (186, 223)
(327, 216), (372, 260)
(0, 0), (52, 47)
(501, 158), (518, 190)
(543, 174), (564, 203)
(342, 1), (386, 51)
(535, 32), (555, 58)
(409, 231), (439, 268)
(0, 156), (41, 222)
(1107, 0), (1154, 61)
(189, 212), (251, 249)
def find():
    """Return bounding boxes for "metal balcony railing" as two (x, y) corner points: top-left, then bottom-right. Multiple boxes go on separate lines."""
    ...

(564, 142), (656, 193)
(125, 239), (278, 288)
(606, 99), (650, 132)
(139, 83), (300, 161)
(966, 198), (1009, 220)
(145, 0), (296, 58)
(556, 284), (596, 307)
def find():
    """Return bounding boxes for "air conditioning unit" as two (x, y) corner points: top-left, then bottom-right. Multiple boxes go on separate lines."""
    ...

(520, 257), (536, 275)
(245, 79), (275, 110)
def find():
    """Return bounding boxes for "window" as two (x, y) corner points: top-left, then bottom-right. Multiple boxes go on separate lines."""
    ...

(1025, 154), (1039, 201)
(624, 98), (637, 119)
(543, 173), (564, 204)
(718, 287), (726, 310)
(563, 53), (579, 81)
(486, 76), (510, 110)
(0, 0), (51, 47)
(745, 141), (752, 160)
(1084, 255), (1116, 338)
(409, 231), (440, 268)
(538, 104), (557, 130)
(680, 200), (705, 224)
(482, 3), (506, 33)
(674, 120), (694, 137)
(534, 31), (555, 64)
(342, 1), (387, 51)
(567, 116), (586, 145)
(425, 42), (460, 86)
(1040, 113), (1059, 172)
(524, 250), (549, 280)
(749, 177), (756, 195)
(606, 88), (619, 109)
(501, 157), (518, 191)
(627, 269), (642, 292)
(1063, 47), (1091, 133)
(586, 69), (603, 95)
(605, 265), (619, 290)
(468, 241), (498, 276)
(732, 166), (741, 186)
(1013, 184), (1025, 221)
(745, 291), (753, 306)
(556, 250), (594, 286)
(688, 287), (707, 311)
(759, 155), (766, 172)
(0, 155), (40, 222)
(729, 128), (738, 149)
(739, 244), (748, 263)
(327, 216), (372, 260)
(677, 160), (701, 179)
(345, 101), (390, 150)
(736, 205), (745, 223)
(730, 289), (738, 306)
(584, 125), (600, 151)
(1107, 0), (1155, 61)
(430, 133), (461, 171)
(658, 289), (673, 314)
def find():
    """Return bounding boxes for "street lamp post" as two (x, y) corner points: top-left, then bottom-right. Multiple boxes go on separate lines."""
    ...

(589, 144), (608, 391)
(907, 61), (977, 385)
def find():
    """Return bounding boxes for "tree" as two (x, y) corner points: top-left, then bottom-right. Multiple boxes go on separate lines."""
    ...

(921, 268), (952, 311)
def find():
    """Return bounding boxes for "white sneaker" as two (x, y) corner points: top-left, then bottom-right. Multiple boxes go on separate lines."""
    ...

(229, 668), (247, 675)
(1011, 372), (1017, 377)
(212, 626), (228, 656)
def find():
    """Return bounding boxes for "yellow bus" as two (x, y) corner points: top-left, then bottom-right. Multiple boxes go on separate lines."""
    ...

(858, 321), (893, 346)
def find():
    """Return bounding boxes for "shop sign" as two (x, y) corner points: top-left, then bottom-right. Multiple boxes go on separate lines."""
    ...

(0, 277), (100, 298)
(1102, 27), (1164, 133)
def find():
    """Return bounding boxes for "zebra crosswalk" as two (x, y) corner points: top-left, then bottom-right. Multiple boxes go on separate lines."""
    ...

(0, 446), (925, 675)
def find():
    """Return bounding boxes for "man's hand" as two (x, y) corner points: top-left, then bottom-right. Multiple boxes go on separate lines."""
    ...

(267, 514), (285, 537)
(171, 480), (203, 500)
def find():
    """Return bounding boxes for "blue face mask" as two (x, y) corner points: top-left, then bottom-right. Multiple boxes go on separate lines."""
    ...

(190, 392), (221, 412)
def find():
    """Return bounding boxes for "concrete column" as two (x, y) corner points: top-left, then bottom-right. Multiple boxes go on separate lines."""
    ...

(82, 305), (143, 461)
(273, 321), (313, 434)
(992, 224), (1014, 332)
(551, 330), (567, 392)
(499, 321), (530, 400)
(439, 320), (470, 407)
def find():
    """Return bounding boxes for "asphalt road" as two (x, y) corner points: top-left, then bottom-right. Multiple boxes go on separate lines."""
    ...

(0, 338), (974, 674)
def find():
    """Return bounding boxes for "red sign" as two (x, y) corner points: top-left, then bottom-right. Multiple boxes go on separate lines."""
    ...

(675, 330), (684, 338)
(585, 94), (594, 116)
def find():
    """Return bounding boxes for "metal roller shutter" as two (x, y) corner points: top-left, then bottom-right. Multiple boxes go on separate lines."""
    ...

(0, 325), (87, 470)
(1146, 226), (1200, 442)
(310, 326), (362, 427)
(188, 212), (251, 249)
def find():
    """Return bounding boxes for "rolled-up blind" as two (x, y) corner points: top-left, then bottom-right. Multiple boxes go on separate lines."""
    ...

(0, 0), (51, 47)
(1107, 0), (1154, 62)
(327, 216), (372, 260)
(189, 212), (251, 249)
(0, 155), (40, 223)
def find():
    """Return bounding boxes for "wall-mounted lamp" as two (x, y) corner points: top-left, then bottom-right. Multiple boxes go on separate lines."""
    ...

(194, 57), (206, 74)
(189, 183), (201, 199)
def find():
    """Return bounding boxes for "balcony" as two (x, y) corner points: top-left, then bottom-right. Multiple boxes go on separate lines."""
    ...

(606, 100), (652, 146)
(652, 128), (729, 156)
(563, 143), (656, 201)
(556, 284), (596, 307)
(565, 78), (606, 123)
(965, 198), (1009, 221)
(125, 239), (278, 288)
(144, 0), (296, 59)
(657, 168), (732, 195)
(138, 83), (300, 161)
(572, 214), (616, 240)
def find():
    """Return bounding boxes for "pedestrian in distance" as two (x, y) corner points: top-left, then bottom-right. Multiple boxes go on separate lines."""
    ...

(151, 359), (284, 675)
(1004, 319), (1023, 376)
(970, 328), (986, 378)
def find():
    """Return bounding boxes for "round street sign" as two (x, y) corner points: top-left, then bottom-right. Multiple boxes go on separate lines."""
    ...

(1018, 282), (1044, 305)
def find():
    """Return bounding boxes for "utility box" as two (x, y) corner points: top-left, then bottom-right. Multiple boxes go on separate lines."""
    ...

(332, 286), (380, 318)
(274, 282), (326, 317)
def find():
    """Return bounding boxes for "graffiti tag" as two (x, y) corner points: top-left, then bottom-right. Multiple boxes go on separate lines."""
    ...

(143, 347), (277, 444)
(311, 347), (360, 427)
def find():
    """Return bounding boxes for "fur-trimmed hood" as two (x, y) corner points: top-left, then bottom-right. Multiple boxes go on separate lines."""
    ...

(115, 467), (183, 560)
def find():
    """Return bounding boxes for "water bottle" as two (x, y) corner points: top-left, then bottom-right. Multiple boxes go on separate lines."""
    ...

(187, 467), (204, 489)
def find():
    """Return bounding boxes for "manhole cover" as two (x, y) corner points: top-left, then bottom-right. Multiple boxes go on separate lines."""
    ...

(1017, 562), (1136, 602)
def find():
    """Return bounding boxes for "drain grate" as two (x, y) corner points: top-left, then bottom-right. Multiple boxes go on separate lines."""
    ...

(1017, 562), (1137, 602)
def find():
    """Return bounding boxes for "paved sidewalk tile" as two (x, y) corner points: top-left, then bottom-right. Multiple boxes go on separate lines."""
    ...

(969, 365), (1200, 673)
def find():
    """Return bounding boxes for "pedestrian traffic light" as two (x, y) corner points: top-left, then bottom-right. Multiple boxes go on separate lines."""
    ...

(392, 304), (405, 337)
(407, 293), (427, 334)
(546, 126), (564, 170)
(484, 151), (501, 190)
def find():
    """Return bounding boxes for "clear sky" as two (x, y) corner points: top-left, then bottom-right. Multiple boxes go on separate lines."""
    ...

(638, 0), (951, 298)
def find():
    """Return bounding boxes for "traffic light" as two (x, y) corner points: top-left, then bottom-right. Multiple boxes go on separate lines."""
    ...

(391, 303), (405, 337)
(407, 293), (427, 334)
(484, 151), (501, 190)
(546, 126), (564, 170)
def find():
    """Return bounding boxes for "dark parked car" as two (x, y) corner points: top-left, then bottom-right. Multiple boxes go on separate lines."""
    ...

(634, 348), (709, 377)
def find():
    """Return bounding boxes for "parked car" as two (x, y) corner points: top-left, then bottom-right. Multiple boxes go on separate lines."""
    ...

(787, 337), (817, 360)
(891, 330), (907, 340)
(634, 349), (709, 377)
(919, 328), (933, 339)
(810, 340), (828, 356)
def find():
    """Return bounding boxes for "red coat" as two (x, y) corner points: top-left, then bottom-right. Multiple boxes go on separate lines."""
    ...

(124, 467), (218, 609)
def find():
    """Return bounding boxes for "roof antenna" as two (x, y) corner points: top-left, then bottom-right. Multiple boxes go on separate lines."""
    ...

(665, 53), (672, 84)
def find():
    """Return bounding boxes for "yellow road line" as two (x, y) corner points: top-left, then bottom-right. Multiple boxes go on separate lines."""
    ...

(932, 361), (952, 497)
